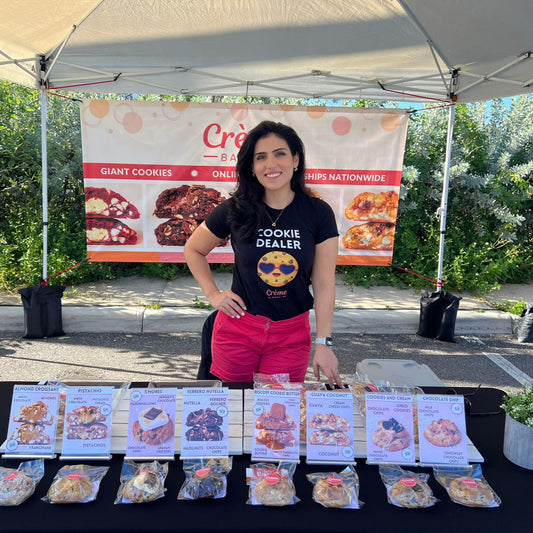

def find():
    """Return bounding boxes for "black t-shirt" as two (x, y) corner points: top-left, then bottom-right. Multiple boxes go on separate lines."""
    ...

(205, 192), (339, 321)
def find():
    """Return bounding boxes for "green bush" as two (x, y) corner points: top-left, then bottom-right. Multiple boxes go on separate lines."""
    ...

(342, 98), (533, 293)
(1, 82), (532, 293)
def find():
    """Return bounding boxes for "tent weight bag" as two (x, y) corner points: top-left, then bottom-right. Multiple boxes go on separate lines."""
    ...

(18, 285), (66, 339)
(417, 289), (461, 343)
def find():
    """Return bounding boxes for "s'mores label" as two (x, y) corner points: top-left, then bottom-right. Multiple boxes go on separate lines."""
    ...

(126, 388), (177, 458)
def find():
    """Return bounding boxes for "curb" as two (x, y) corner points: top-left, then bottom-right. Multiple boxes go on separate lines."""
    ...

(1, 306), (516, 336)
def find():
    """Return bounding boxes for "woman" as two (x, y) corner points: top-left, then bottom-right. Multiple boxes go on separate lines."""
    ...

(184, 120), (343, 387)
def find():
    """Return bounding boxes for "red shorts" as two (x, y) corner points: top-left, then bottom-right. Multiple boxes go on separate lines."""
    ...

(210, 311), (311, 382)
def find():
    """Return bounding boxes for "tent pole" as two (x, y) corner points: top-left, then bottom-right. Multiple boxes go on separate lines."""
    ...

(436, 104), (456, 292)
(40, 87), (48, 282)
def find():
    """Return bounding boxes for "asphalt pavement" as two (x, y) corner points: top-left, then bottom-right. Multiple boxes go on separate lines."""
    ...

(1, 274), (532, 391)
(0, 332), (531, 394)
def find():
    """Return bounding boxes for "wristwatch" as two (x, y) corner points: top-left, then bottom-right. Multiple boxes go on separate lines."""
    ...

(315, 336), (333, 346)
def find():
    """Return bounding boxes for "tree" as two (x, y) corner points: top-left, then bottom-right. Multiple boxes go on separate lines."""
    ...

(1, 81), (532, 292)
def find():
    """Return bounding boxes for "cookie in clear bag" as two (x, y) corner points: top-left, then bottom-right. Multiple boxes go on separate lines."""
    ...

(178, 457), (232, 500)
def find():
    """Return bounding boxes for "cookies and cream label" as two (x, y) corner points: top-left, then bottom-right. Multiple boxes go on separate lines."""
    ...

(365, 393), (415, 465)
(126, 388), (177, 458)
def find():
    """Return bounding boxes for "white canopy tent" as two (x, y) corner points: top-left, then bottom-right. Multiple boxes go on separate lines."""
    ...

(1, 0), (533, 283)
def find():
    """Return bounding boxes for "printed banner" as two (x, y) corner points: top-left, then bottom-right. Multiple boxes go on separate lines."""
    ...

(81, 101), (409, 265)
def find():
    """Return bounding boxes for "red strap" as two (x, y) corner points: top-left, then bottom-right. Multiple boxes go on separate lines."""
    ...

(391, 264), (445, 287)
(41, 257), (92, 285)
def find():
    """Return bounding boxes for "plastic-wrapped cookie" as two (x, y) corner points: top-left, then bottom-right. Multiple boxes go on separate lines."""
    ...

(0, 460), (44, 507)
(254, 476), (295, 506)
(116, 460), (169, 504)
(390, 478), (435, 508)
(379, 465), (437, 509)
(307, 466), (362, 510)
(433, 464), (500, 508)
(313, 477), (352, 508)
(448, 477), (497, 507)
(44, 464), (108, 504)
(123, 469), (164, 503)
(178, 458), (232, 501)
(188, 472), (224, 499)
(248, 462), (298, 507)
(48, 474), (94, 503)
(181, 468), (224, 499)
(0, 471), (35, 506)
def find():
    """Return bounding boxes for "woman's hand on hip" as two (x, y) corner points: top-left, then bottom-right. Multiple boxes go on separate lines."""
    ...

(208, 290), (247, 318)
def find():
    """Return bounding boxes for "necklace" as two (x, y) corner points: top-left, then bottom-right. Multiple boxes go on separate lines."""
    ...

(265, 206), (285, 227)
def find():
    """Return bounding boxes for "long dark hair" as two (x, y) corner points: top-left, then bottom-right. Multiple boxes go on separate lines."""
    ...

(229, 120), (307, 240)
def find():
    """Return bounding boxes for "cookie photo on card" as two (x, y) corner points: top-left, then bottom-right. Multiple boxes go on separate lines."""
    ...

(132, 407), (175, 446)
(423, 418), (462, 447)
(372, 417), (411, 452)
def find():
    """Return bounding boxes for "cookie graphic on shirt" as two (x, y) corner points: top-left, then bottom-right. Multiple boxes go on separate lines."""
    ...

(257, 251), (298, 287)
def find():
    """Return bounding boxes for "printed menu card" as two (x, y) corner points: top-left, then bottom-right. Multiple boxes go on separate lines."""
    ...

(365, 393), (416, 464)
(5, 384), (60, 457)
(417, 394), (468, 465)
(126, 388), (178, 459)
(305, 390), (355, 464)
(180, 387), (229, 457)
(61, 386), (114, 458)
(252, 388), (300, 461)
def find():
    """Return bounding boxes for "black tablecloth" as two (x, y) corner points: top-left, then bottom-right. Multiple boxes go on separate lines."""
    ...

(0, 383), (531, 533)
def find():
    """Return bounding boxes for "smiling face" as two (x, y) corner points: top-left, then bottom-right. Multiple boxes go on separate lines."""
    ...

(257, 251), (299, 287)
(252, 134), (299, 198)
(257, 252), (298, 287)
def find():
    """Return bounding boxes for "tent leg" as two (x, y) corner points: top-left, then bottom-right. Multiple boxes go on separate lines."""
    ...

(40, 88), (48, 282)
(436, 104), (456, 292)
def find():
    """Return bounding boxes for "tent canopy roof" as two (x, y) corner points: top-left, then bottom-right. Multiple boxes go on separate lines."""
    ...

(1, 0), (533, 103)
